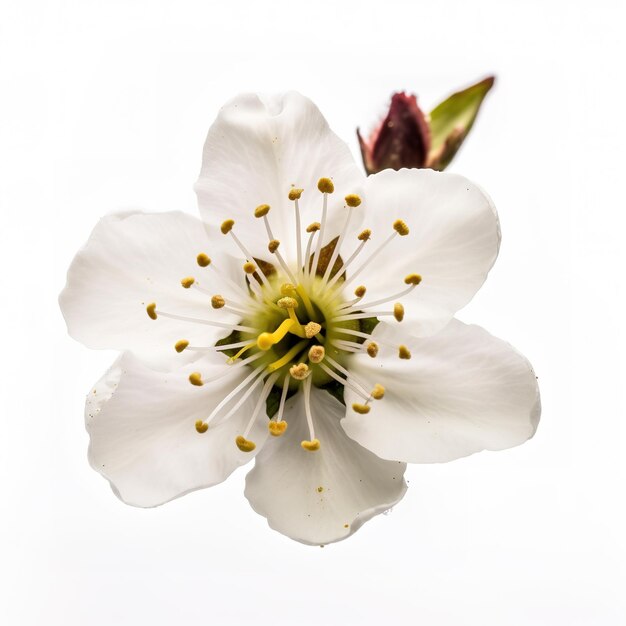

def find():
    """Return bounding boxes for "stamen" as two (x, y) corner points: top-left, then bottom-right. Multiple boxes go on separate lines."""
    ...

(301, 375), (320, 451)
(354, 285), (367, 298)
(393, 303), (405, 322)
(405, 273), (422, 285)
(268, 239), (280, 253)
(398, 345), (412, 359)
(318, 362), (370, 400)
(189, 372), (203, 386)
(243, 261), (257, 274)
(289, 362), (310, 380)
(146, 303), (157, 320)
(317, 177), (335, 194)
(211, 295), (225, 309)
(227, 341), (256, 362)
(235, 436), (256, 452)
(393, 219), (410, 236)
(220, 219), (235, 234)
(345, 193), (362, 208)
(306, 222), (321, 233)
(289, 188), (304, 201)
(273, 372), (291, 424)
(174, 339), (189, 353)
(352, 403), (371, 414)
(303, 223), (320, 280)
(304, 321), (321, 338)
(224, 223), (270, 287)
(258, 209), (300, 285)
(188, 353), (264, 388)
(308, 345), (325, 363)
(338, 277), (421, 313)
(277, 296), (298, 310)
(268, 420), (288, 437)
(366, 342), (379, 358)
(310, 183), (330, 279)
(254, 204), (271, 218)
(196, 253), (211, 267)
(181, 276), (195, 289)
(324, 354), (377, 398)
(330, 310), (401, 322)
(256, 318), (295, 350)
(195, 420), (209, 433)
(371, 384), (385, 399)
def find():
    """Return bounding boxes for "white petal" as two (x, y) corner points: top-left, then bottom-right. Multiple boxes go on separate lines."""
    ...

(60, 211), (247, 363)
(195, 92), (365, 263)
(353, 169), (500, 336)
(244, 386), (407, 545)
(342, 319), (540, 463)
(86, 351), (268, 507)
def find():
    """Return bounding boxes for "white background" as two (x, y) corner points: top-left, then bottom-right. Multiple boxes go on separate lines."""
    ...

(1, 1), (625, 624)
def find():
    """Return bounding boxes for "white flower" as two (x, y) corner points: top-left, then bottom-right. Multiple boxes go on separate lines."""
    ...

(60, 92), (540, 546)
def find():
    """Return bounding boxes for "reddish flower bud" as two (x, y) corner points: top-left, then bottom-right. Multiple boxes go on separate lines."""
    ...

(357, 92), (431, 175)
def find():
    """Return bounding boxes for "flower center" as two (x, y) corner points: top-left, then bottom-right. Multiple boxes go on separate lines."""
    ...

(145, 178), (423, 454)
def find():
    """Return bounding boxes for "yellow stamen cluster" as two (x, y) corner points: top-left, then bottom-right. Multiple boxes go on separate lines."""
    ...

(254, 204), (270, 218)
(196, 253), (211, 267)
(181, 276), (195, 289)
(211, 295), (225, 309)
(393, 303), (405, 322)
(398, 345), (411, 360)
(317, 177), (334, 194)
(393, 219), (410, 236)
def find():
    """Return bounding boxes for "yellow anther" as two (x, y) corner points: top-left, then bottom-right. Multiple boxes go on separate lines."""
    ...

(146, 302), (157, 320)
(189, 372), (203, 386)
(301, 439), (321, 451)
(317, 177), (334, 193)
(254, 204), (271, 218)
(181, 276), (195, 289)
(268, 420), (288, 437)
(267, 340), (308, 372)
(393, 219), (410, 236)
(268, 239), (280, 253)
(344, 524), (349, 528)
(277, 296), (298, 309)
(220, 219), (235, 234)
(211, 295), (225, 309)
(195, 420), (208, 434)
(280, 283), (296, 296)
(317, 486), (324, 493)
(308, 345), (325, 363)
(289, 362), (310, 380)
(354, 285), (367, 298)
(235, 435), (256, 452)
(345, 193), (362, 207)
(366, 342), (379, 358)
(398, 345), (412, 359)
(175, 339), (189, 353)
(393, 303), (405, 322)
(306, 222), (321, 233)
(196, 253), (211, 267)
(358, 229), (371, 241)
(243, 261), (257, 274)
(257, 319), (295, 350)
(404, 273), (422, 285)
(304, 321), (322, 338)
(352, 403), (371, 414)
(288, 187), (304, 200)
(371, 384), (385, 400)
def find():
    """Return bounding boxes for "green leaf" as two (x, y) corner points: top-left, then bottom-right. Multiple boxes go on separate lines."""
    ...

(427, 76), (495, 170)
